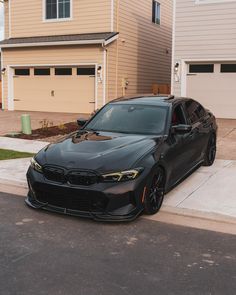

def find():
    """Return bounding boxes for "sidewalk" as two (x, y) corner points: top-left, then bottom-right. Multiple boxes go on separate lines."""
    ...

(0, 137), (236, 228)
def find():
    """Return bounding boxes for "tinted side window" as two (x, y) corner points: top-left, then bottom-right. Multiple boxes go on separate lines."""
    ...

(185, 100), (205, 124)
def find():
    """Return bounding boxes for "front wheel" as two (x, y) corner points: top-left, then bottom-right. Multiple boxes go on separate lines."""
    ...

(203, 134), (216, 166)
(144, 167), (165, 215)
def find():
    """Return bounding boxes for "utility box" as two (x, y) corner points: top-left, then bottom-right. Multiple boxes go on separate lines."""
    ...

(21, 114), (32, 135)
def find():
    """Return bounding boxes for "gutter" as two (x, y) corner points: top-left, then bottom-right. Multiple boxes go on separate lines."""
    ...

(0, 34), (119, 49)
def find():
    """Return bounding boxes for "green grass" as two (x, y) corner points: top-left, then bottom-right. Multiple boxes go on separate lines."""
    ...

(0, 149), (35, 161)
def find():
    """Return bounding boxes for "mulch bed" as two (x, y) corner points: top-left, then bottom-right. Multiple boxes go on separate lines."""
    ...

(6, 122), (80, 140)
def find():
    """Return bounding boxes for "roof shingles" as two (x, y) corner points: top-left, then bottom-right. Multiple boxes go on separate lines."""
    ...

(0, 32), (118, 46)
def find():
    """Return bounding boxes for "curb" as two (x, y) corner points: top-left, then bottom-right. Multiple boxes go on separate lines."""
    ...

(0, 180), (235, 235)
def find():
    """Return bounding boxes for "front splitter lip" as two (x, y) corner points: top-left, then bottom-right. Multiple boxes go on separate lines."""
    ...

(25, 195), (142, 222)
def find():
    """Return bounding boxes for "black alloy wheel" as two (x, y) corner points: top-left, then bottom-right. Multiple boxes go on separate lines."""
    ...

(203, 134), (216, 166)
(144, 167), (165, 215)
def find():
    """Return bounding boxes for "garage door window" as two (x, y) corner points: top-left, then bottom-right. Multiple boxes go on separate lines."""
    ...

(189, 64), (214, 73)
(55, 68), (72, 75)
(34, 68), (51, 76)
(77, 67), (95, 76)
(15, 69), (30, 76)
(221, 64), (236, 73)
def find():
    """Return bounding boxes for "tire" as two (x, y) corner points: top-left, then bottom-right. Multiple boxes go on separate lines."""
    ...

(203, 134), (216, 166)
(144, 167), (165, 215)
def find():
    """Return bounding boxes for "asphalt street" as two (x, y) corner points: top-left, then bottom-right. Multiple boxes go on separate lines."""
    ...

(0, 192), (235, 295)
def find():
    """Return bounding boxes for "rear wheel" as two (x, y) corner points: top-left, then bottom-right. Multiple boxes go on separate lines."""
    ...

(144, 167), (165, 215)
(203, 134), (216, 166)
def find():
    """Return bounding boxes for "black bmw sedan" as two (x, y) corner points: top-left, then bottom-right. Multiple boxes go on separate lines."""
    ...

(26, 95), (217, 221)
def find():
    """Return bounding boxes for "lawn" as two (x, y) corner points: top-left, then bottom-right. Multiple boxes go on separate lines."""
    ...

(0, 149), (35, 161)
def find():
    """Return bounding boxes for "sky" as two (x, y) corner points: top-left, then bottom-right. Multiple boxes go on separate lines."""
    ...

(0, 3), (4, 40)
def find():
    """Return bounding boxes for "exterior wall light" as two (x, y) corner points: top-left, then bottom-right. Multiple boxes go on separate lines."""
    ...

(1, 68), (6, 75)
(174, 62), (180, 82)
(97, 65), (103, 83)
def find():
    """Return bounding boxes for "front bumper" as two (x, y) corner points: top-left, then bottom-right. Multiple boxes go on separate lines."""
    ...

(26, 167), (148, 222)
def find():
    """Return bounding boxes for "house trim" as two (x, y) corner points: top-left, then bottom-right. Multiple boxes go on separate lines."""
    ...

(8, 0), (11, 38)
(171, 0), (176, 94)
(111, 0), (114, 32)
(103, 48), (107, 106)
(0, 34), (119, 49)
(7, 62), (99, 111)
(195, 0), (236, 4)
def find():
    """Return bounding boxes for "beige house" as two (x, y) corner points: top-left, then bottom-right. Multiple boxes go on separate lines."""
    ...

(172, 0), (236, 119)
(0, 0), (172, 114)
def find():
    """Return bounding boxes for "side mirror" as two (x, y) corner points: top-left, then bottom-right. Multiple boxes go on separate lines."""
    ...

(172, 124), (192, 134)
(77, 118), (88, 127)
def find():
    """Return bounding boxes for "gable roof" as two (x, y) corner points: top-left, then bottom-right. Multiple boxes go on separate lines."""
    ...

(0, 32), (119, 48)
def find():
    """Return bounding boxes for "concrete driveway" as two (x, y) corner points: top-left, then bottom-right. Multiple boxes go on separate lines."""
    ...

(0, 110), (236, 159)
(217, 119), (236, 160)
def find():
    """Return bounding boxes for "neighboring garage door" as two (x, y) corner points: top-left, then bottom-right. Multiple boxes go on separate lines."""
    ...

(186, 63), (236, 119)
(13, 66), (95, 113)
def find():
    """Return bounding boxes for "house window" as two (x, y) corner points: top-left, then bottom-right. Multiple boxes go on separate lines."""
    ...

(45, 0), (71, 20)
(77, 67), (95, 76)
(152, 1), (160, 25)
(221, 64), (236, 73)
(55, 68), (72, 75)
(15, 69), (30, 76)
(34, 68), (51, 76)
(189, 64), (214, 73)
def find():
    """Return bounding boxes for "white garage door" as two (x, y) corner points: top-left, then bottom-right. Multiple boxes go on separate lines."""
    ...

(13, 66), (95, 114)
(186, 63), (236, 119)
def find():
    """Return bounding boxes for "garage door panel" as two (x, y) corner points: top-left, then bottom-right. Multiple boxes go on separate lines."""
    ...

(187, 63), (236, 119)
(13, 68), (95, 114)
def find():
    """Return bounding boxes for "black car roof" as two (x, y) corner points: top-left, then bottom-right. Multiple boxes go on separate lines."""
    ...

(110, 95), (186, 107)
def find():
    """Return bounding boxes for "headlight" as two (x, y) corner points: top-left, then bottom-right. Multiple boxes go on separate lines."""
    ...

(101, 168), (143, 182)
(30, 157), (43, 173)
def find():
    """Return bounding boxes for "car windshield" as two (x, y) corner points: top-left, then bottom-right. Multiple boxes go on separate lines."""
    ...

(85, 103), (168, 135)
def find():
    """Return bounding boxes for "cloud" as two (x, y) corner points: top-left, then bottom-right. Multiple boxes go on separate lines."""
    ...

(0, 4), (4, 40)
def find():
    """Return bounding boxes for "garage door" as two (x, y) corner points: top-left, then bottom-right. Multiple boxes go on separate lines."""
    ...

(186, 63), (236, 119)
(13, 67), (95, 114)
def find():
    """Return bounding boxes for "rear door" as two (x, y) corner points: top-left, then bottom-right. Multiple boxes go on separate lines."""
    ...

(184, 99), (209, 164)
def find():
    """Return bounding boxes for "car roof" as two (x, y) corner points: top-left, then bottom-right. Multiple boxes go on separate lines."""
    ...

(110, 95), (186, 107)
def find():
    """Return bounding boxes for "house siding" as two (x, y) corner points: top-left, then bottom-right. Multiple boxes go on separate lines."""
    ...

(1, 45), (105, 110)
(173, 0), (236, 96)
(116, 0), (172, 97)
(4, 2), (9, 39)
(9, 0), (112, 38)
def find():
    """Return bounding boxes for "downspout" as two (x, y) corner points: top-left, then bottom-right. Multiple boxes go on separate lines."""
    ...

(171, 0), (176, 94)
(1, 50), (4, 110)
(102, 43), (108, 106)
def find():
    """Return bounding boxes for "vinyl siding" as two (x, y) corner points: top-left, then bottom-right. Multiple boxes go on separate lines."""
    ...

(173, 0), (236, 96)
(2, 45), (104, 110)
(9, 0), (112, 38)
(4, 2), (9, 39)
(115, 0), (172, 97)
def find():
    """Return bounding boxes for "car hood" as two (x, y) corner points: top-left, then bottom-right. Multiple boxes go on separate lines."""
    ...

(37, 131), (163, 173)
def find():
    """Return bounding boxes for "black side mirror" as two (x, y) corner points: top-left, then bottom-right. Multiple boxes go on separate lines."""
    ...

(77, 118), (88, 127)
(172, 124), (192, 134)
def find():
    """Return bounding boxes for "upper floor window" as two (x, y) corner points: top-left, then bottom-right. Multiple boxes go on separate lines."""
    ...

(152, 1), (160, 25)
(45, 0), (71, 20)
